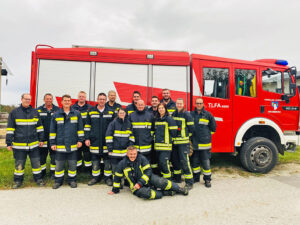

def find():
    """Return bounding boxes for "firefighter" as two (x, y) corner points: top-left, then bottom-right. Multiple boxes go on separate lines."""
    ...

(6, 93), (45, 189)
(171, 98), (195, 189)
(125, 91), (141, 115)
(85, 93), (115, 186)
(105, 90), (121, 114)
(71, 91), (92, 173)
(37, 93), (59, 178)
(161, 88), (176, 115)
(148, 96), (159, 118)
(129, 100), (154, 162)
(190, 98), (216, 188)
(105, 108), (135, 173)
(154, 103), (178, 179)
(50, 94), (84, 189)
(108, 146), (188, 199)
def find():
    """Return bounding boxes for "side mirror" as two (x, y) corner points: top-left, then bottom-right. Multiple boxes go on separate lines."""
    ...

(281, 94), (290, 103)
(290, 67), (297, 76)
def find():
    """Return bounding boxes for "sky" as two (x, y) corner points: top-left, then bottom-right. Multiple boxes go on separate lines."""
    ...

(1, 0), (300, 105)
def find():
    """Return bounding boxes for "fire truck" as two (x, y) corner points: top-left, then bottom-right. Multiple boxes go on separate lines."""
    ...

(30, 44), (299, 173)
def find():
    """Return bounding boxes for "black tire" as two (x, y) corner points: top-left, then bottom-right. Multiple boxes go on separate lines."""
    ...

(240, 137), (278, 173)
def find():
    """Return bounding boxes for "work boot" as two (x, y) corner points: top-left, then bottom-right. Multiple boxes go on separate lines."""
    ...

(185, 183), (193, 190)
(178, 186), (189, 196)
(36, 179), (45, 187)
(105, 178), (113, 186)
(163, 190), (176, 196)
(12, 181), (22, 189)
(193, 174), (200, 183)
(88, 178), (99, 186)
(69, 181), (77, 188)
(204, 180), (211, 188)
(52, 182), (62, 189)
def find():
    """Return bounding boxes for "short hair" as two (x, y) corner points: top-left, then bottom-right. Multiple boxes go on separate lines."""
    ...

(97, 92), (107, 98)
(127, 145), (137, 151)
(162, 88), (170, 92)
(21, 93), (31, 99)
(151, 96), (159, 100)
(43, 93), (53, 99)
(108, 90), (116, 95)
(195, 97), (204, 103)
(133, 91), (141, 96)
(118, 107), (126, 113)
(176, 98), (184, 102)
(78, 91), (86, 95)
(62, 94), (71, 100)
(156, 103), (169, 118)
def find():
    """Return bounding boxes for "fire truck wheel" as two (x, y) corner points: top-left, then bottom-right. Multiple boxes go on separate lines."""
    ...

(240, 137), (278, 173)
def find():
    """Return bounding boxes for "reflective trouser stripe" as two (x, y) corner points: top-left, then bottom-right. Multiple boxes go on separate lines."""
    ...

(32, 168), (41, 174)
(41, 164), (47, 171)
(151, 164), (158, 169)
(104, 170), (112, 177)
(68, 170), (77, 177)
(55, 170), (65, 177)
(77, 160), (82, 167)
(165, 180), (172, 190)
(92, 170), (101, 176)
(184, 154), (193, 179)
(203, 169), (212, 175)
(149, 190), (156, 200)
(50, 164), (56, 171)
(14, 169), (24, 176)
(174, 170), (181, 175)
(193, 166), (201, 174)
(84, 161), (92, 167)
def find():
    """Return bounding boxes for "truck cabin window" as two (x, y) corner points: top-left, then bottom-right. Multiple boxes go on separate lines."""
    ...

(262, 69), (282, 94)
(235, 69), (256, 97)
(203, 68), (229, 99)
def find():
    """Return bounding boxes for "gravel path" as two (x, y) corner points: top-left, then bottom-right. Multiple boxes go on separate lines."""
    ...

(0, 165), (300, 225)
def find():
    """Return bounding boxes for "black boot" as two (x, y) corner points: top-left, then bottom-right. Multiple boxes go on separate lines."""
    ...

(52, 182), (62, 189)
(204, 180), (211, 188)
(12, 181), (22, 189)
(178, 186), (189, 196)
(88, 178), (99, 186)
(105, 178), (113, 186)
(36, 179), (45, 187)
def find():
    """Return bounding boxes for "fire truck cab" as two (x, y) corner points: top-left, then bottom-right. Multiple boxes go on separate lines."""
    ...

(30, 45), (299, 173)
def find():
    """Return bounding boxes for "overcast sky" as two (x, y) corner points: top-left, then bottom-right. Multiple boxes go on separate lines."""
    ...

(1, 0), (300, 105)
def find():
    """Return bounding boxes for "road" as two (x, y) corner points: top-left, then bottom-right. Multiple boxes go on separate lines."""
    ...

(0, 164), (299, 225)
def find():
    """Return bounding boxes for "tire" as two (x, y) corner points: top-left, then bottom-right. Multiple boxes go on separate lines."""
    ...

(240, 137), (278, 173)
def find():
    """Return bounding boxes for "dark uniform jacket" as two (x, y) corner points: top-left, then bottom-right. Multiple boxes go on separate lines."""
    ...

(37, 104), (59, 147)
(71, 101), (92, 127)
(125, 102), (137, 115)
(84, 105), (115, 154)
(105, 101), (121, 114)
(153, 115), (178, 151)
(112, 154), (151, 193)
(147, 107), (159, 118)
(105, 117), (135, 158)
(160, 98), (176, 115)
(6, 105), (44, 150)
(190, 107), (216, 150)
(172, 110), (195, 145)
(129, 109), (154, 154)
(49, 108), (84, 153)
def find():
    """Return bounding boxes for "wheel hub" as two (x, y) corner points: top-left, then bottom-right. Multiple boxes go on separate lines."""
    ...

(250, 145), (272, 167)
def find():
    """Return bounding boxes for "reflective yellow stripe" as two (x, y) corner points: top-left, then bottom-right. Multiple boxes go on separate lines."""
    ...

(77, 130), (84, 134)
(128, 111), (134, 114)
(141, 174), (149, 183)
(90, 146), (99, 150)
(55, 117), (64, 121)
(81, 112), (87, 116)
(168, 126), (178, 130)
(113, 182), (121, 188)
(174, 170), (181, 175)
(115, 172), (123, 177)
(132, 122), (152, 126)
(6, 128), (15, 131)
(199, 118), (209, 123)
(123, 167), (134, 191)
(142, 164), (150, 171)
(187, 122), (194, 125)
(113, 149), (127, 154)
(85, 124), (91, 128)
(115, 130), (132, 134)
(165, 180), (172, 190)
(211, 131), (215, 134)
(32, 168), (41, 172)
(70, 116), (78, 120)
(12, 141), (39, 146)
(106, 136), (113, 140)
(149, 190), (156, 199)
(89, 111), (100, 115)
(55, 170), (64, 175)
(155, 122), (168, 125)
(50, 133), (56, 136)
(15, 118), (38, 122)
(36, 126), (43, 130)
(68, 170), (76, 174)
(198, 143), (211, 147)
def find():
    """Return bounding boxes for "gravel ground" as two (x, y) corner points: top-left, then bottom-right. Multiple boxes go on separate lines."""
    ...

(0, 164), (300, 225)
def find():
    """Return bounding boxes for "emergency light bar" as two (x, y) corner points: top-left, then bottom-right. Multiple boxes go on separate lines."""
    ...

(275, 60), (288, 66)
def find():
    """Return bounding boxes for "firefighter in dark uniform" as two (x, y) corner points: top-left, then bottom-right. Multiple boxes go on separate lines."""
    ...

(129, 100), (154, 162)
(105, 90), (121, 114)
(6, 93), (45, 189)
(37, 93), (59, 178)
(148, 96), (160, 173)
(71, 91), (92, 173)
(161, 88), (176, 115)
(108, 146), (189, 200)
(171, 98), (195, 189)
(50, 94), (84, 189)
(190, 97), (216, 188)
(154, 103), (178, 179)
(85, 93), (115, 186)
(105, 108), (135, 173)
(125, 91), (141, 115)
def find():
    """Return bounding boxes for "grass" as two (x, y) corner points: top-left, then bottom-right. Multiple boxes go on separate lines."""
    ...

(0, 147), (299, 189)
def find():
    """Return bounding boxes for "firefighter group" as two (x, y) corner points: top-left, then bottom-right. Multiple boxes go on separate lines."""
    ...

(6, 89), (216, 200)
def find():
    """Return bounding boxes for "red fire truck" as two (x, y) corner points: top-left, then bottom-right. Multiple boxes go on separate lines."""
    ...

(30, 44), (299, 173)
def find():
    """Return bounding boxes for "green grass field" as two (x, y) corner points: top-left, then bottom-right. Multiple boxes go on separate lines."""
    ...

(0, 147), (299, 189)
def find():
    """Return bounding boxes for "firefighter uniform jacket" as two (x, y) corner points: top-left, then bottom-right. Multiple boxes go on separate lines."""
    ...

(84, 106), (115, 154)
(147, 107), (159, 118)
(105, 117), (135, 158)
(112, 153), (151, 193)
(105, 101), (121, 114)
(172, 110), (195, 145)
(6, 105), (44, 150)
(37, 104), (60, 147)
(190, 107), (217, 150)
(129, 109), (154, 154)
(49, 108), (84, 153)
(160, 98), (176, 115)
(125, 102), (137, 115)
(71, 101), (92, 127)
(153, 115), (178, 151)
